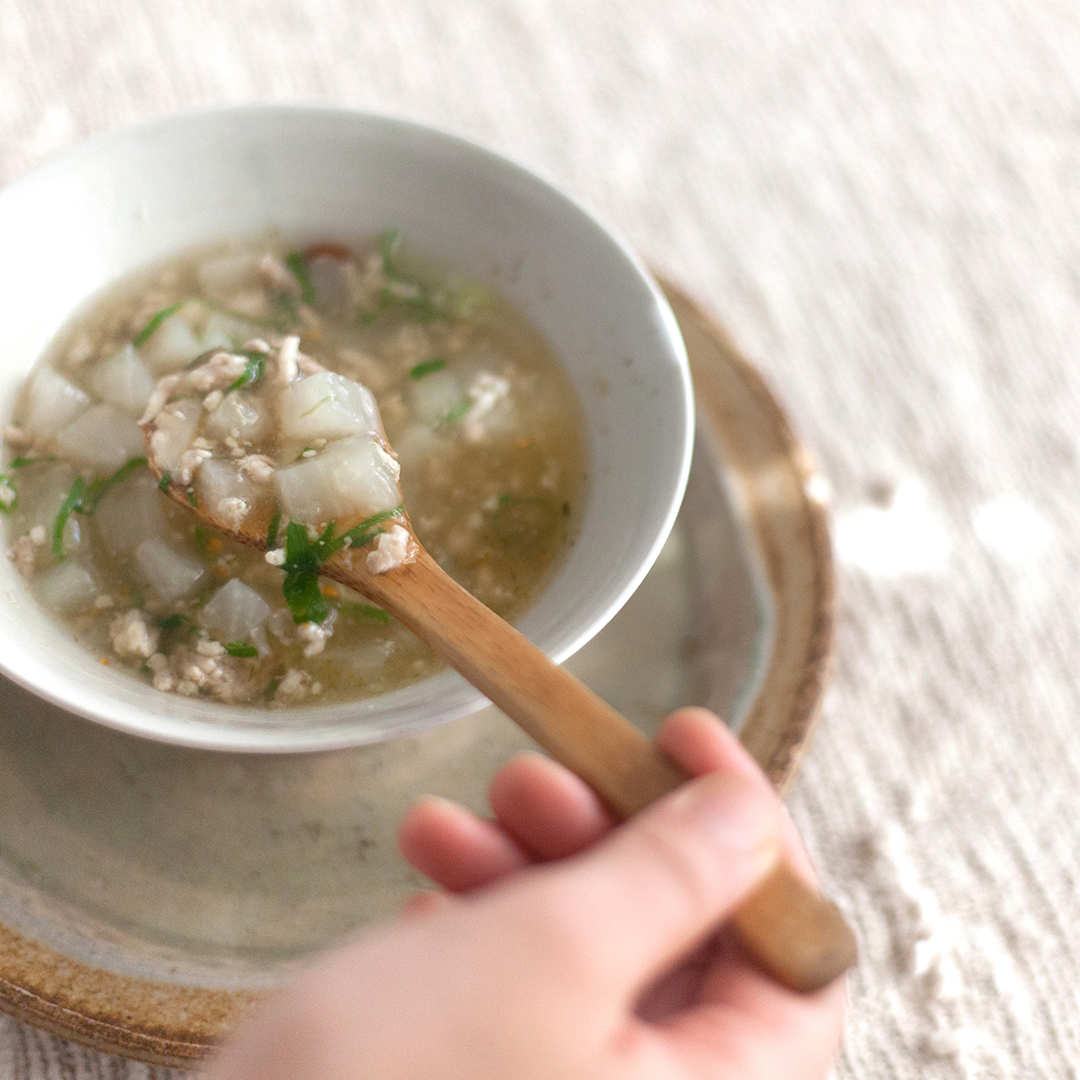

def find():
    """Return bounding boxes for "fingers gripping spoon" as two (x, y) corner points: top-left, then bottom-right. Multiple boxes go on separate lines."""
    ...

(141, 344), (857, 993)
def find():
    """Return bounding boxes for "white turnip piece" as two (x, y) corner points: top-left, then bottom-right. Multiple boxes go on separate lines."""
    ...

(200, 578), (272, 641)
(23, 366), (91, 438)
(56, 404), (146, 472)
(274, 436), (401, 525)
(277, 371), (381, 443)
(135, 538), (205, 601)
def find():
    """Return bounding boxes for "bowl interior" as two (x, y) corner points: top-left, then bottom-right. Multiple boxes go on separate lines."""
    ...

(0, 107), (693, 750)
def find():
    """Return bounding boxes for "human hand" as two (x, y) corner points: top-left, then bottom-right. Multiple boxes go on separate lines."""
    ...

(204, 708), (845, 1080)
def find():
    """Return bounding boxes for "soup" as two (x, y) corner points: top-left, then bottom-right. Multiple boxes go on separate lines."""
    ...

(3, 236), (585, 707)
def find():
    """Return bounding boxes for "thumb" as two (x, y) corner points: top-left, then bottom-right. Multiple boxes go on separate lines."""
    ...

(511, 770), (782, 996)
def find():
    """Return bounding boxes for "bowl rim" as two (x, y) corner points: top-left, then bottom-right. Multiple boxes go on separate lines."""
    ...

(0, 104), (695, 751)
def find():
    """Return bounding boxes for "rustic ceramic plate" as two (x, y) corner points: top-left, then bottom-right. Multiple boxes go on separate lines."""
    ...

(0, 284), (834, 1064)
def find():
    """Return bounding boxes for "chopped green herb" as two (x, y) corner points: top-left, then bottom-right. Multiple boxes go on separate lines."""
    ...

(279, 509), (402, 623)
(52, 457), (148, 559)
(282, 520), (333, 624)
(272, 292), (300, 330)
(409, 358), (447, 380)
(53, 477), (85, 559)
(10, 455), (57, 469)
(158, 472), (172, 492)
(282, 567), (330, 625)
(361, 230), (447, 324)
(338, 506), (401, 550)
(157, 612), (196, 651)
(266, 510), (282, 550)
(193, 524), (210, 550)
(224, 641), (259, 658)
(133, 301), (184, 347)
(374, 286), (445, 323)
(299, 396), (332, 418)
(285, 250), (317, 306)
(441, 400), (472, 426)
(377, 229), (400, 271)
(187, 489), (197, 507)
(334, 601), (392, 624)
(226, 355), (264, 394)
(0, 474), (16, 513)
(83, 457), (147, 514)
(488, 493), (559, 548)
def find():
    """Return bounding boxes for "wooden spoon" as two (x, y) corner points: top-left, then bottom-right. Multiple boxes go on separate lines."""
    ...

(142, 427), (856, 993)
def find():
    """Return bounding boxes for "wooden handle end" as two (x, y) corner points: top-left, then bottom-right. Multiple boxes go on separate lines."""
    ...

(730, 861), (857, 993)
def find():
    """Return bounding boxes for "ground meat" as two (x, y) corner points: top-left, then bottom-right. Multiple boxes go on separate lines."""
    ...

(275, 336), (300, 386)
(110, 609), (160, 658)
(178, 446), (213, 485)
(239, 454), (275, 484)
(7, 534), (36, 578)
(296, 619), (333, 657)
(188, 351), (249, 394)
(366, 524), (412, 574)
(148, 640), (267, 703)
(273, 667), (323, 705)
(218, 496), (250, 530)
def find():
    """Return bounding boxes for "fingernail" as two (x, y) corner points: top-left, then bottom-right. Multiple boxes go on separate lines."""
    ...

(675, 772), (780, 863)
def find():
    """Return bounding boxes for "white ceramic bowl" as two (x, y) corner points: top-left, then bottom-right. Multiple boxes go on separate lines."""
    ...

(0, 106), (693, 751)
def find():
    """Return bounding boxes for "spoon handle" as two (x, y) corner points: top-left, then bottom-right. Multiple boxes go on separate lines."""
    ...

(354, 547), (856, 993)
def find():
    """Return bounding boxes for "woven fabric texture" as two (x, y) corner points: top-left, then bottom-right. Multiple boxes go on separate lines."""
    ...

(1, 1), (1079, 1076)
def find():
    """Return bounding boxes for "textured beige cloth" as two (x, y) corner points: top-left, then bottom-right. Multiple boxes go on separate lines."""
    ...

(2, 0), (1080, 1076)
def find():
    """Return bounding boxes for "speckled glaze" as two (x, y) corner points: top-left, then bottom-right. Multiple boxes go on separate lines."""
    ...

(0, 284), (834, 1063)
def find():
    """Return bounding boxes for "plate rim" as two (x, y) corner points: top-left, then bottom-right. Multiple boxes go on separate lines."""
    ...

(0, 282), (836, 1063)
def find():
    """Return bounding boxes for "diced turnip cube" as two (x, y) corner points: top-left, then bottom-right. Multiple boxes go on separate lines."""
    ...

(277, 372), (381, 443)
(148, 400), (201, 476)
(23, 366), (91, 438)
(202, 394), (267, 442)
(195, 459), (272, 528)
(90, 344), (157, 415)
(135, 539), (205, 601)
(274, 437), (401, 525)
(140, 314), (204, 375)
(93, 471), (168, 557)
(14, 461), (77, 527)
(200, 578), (272, 641)
(410, 369), (466, 427)
(33, 560), (98, 613)
(56, 404), (146, 472)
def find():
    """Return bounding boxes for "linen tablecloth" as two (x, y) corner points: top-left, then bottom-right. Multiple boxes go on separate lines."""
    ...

(2, 1), (1079, 1075)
